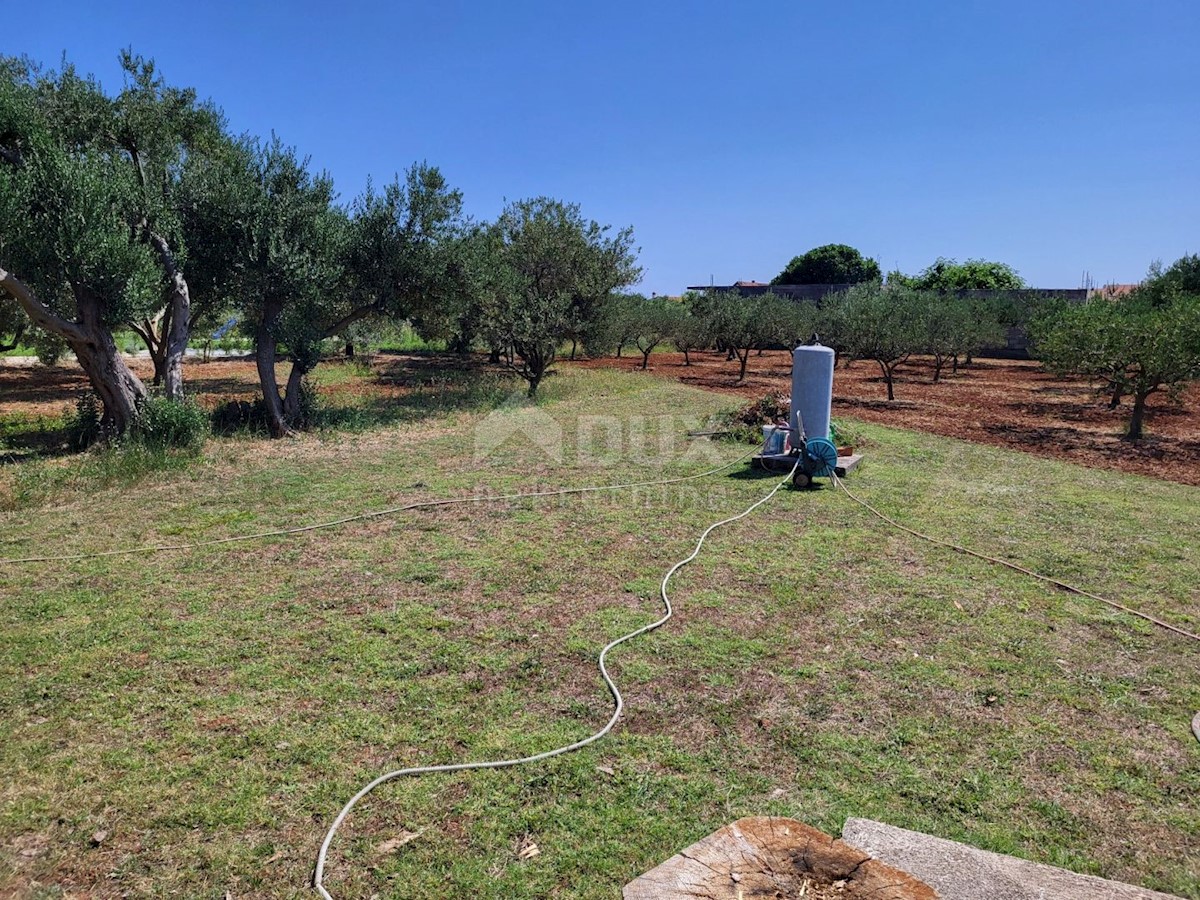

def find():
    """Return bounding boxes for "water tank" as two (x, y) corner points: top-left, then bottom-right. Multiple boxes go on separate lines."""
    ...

(790, 344), (835, 440)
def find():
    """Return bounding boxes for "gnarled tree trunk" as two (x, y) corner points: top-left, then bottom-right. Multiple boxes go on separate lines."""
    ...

(69, 327), (147, 433)
(2, 264), (147, 435)
(71, 284), (148, 433)
(145, 231), (193, 401)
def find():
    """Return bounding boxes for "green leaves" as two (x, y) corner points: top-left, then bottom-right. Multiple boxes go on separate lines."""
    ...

(1033, 285), (1200, 439)
(772, 244), (880, 286)
(906, 257), (1026, 291)
(477, 198), (640, 395)
(0, 51), (220, 332)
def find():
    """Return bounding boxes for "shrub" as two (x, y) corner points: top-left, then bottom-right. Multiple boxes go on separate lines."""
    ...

(135, 396), (210, 452)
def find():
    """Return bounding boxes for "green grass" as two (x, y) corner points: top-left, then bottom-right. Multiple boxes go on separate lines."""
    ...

(1, 367), (1198, 898)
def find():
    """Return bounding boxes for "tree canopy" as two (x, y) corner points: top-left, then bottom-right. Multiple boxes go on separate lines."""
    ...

(476, 197), (640, 397)
(772, 244), (880, 286)
(820, 283), (921, 400)
(893, 257), (1026, 291)
(1033, 257), (1200, 440)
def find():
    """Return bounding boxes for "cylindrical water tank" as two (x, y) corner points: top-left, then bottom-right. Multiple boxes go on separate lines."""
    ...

(790, 344), (835, 440)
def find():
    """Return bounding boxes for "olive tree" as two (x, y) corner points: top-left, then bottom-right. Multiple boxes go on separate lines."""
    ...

(1034, 293), (1200, 440)
(918, 292), (1006, 382)
(0, 52), (226, 425)
(755, 292), (815, 354)
(109, 52), (223, 398)
(0, 58), (160, 433)
(823, 283), (921, 400)
(631, 297), (683, 369)
(672, 295), (711, 366)
(477, 198), (640, 397)
(181, 137), (345, 436)
(339, 166), (474, 355)
(583, 293), (642, 358)
(693, 291), (780, 382)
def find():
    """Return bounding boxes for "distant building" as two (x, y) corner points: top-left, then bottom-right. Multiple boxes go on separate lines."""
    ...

(1090, 283), (1140, 299)
(685, 281), (853, 302)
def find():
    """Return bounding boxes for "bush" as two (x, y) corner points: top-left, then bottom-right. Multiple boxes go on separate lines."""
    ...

(135, 396), (210, 452)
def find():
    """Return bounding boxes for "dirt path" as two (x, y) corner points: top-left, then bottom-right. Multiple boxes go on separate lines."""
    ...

(573, 350), (1200, 486)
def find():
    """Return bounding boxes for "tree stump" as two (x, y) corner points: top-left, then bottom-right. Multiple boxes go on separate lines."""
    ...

(624, 816), (937, 900)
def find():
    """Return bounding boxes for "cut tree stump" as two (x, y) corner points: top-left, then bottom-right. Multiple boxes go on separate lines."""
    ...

(623, 816), (937, 899)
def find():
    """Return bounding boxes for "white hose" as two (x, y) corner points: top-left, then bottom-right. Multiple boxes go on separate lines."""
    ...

(313, 457), (801, 899)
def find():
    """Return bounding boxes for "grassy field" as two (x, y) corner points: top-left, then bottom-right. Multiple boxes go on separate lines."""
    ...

(1, 366), (1198, 898)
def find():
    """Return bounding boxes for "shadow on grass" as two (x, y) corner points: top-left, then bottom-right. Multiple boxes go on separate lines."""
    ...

(206, 365), (522, 437)
(0, 415), (74, 466)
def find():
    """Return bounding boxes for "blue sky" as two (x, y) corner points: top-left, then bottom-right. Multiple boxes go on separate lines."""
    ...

(11, 1), (1199, 294)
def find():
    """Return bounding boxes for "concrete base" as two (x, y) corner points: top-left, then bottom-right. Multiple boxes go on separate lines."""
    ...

(752, 452), (863, 478)
(623, 817), (935, 899)
(841, 819), (1182, 900)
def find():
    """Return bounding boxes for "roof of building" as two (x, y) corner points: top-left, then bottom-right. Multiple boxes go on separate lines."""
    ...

(1093, 283), (1140, 297)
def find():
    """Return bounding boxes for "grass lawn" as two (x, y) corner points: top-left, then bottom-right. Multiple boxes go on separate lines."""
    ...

(1, 366), (1198, 898)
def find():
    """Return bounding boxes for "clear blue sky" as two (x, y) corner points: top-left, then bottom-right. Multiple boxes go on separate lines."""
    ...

(11, 1), (1199, 294)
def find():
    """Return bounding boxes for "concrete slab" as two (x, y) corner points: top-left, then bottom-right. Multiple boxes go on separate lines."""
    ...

(623, 817), (935, 900)
(751, 452), (863, 477)
(841, 818), (1182, 900)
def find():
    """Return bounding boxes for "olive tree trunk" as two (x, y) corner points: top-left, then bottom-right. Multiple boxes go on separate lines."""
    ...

(1, 264), (146, 434)
(254, 298), (289, 438)
(69, 327), (147, 433)
(145, 231), (193, 401)
(283, 360), (314, 423)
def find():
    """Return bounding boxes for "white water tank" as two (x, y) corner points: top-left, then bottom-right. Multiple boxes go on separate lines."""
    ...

(790, 344), (835, 440)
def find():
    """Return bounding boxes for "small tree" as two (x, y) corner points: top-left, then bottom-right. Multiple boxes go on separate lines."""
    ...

(772, 243), (880, 286)
(918, 292), (1005, 382)
(823, 283), (921, 400)
(582, 293), (640, 358)
(755, 293), (815, 353)
(699, 291), (782, 382)
(631, 297), (682, 369)
(477, 198), (640, 397)
(1034, 293), (1200, 440)
(672, 297), (710, 366)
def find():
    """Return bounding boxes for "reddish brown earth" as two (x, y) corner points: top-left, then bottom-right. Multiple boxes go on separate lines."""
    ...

(574, 350), (1200, 486)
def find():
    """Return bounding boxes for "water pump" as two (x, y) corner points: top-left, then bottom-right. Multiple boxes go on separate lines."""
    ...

(754, 341), (846, 488)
